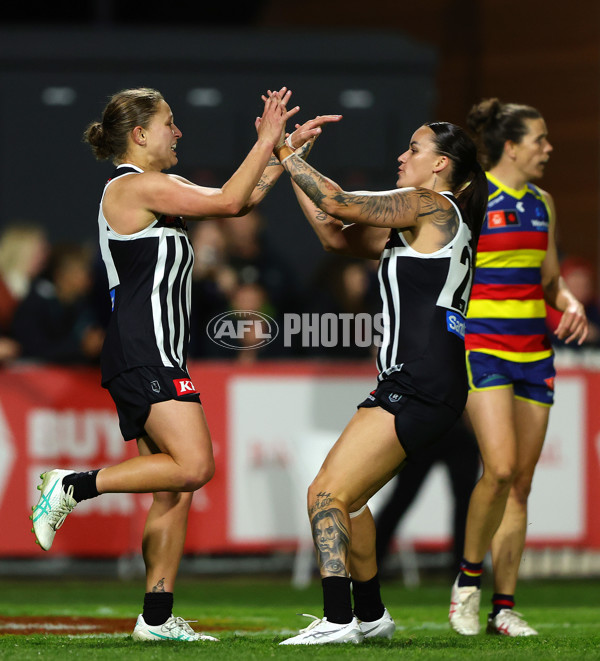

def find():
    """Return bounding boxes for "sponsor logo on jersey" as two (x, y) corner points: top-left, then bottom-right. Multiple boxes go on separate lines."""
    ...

(446, 311), (466, 339)
(173, 378), (199, 396)
(531, 218), (549, 229)
(388, 392), (402, 403)
(487, 209), (520, 229)
(487, 194), (506, 208)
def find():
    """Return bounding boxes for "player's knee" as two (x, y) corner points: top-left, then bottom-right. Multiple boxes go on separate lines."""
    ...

(306, 480), (322, 510)
(307, 478), (337, 511)
(511, 474), (534, 504)
(484, 463), (517, 493)
(179, 456), (215, 491)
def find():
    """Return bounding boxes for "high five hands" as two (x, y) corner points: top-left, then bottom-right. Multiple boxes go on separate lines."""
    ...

(255, 87), (300, 149)
(256, 87), (342, 153)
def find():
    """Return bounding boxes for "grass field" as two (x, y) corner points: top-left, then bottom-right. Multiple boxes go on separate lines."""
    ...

(0, 575), (599, 659)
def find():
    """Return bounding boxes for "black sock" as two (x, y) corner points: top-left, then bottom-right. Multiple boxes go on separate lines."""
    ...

(457, 558), (483, 588)
(322, 577), (353, 624)
(62, 470), (100, 503)
(491, 593), (514, 617)
(352, 574), (385, 622)
(143, 592), (174, 626)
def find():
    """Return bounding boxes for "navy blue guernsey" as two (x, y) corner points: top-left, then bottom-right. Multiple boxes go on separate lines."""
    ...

(98, 164), (194, 385)
(376, 192), (473, 412)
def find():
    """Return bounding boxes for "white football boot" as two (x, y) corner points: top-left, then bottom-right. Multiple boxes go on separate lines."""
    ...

(132, 614), (219, 641)
(30, 469), (77, 551)
(449, 576), (481, 635)
(357, 607), (396, 639)
(279, 614), (364, 645)
(487, 609), (538, 636)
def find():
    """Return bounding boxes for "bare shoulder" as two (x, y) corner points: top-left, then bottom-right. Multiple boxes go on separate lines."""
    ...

(103, 172), (163, 233)
(412, 187), (458, 224)
(168, 173), (195, 185)
(107, 170), (165, 195)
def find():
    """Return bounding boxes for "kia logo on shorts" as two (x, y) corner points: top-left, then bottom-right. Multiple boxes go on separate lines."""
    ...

(206, 310), (279, 350)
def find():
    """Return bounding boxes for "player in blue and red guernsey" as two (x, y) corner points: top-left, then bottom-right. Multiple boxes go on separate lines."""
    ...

(449, 98), (588, 638)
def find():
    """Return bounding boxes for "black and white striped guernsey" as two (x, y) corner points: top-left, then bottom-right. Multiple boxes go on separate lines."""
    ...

(376, 192), (473, 411)
(98, 164), (194, 384)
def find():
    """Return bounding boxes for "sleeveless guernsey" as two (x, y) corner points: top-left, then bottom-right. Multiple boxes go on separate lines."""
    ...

(465, 172), (552, 362)
(98, 164), (194, 384)
(376, 192), (474, 411)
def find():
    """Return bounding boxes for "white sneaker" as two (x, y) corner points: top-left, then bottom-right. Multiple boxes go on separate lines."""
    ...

(357, 608), (395, 639)
(30, 469), (77, 551)
(449, 577), (481, 635)
(279, 614), (364, 645)
(132, 614), (219, 641)
(487, 609), (538, 637)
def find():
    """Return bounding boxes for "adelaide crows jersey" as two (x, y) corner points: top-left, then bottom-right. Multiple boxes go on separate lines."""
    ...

(98, 164), (194, 384)
(377, 192), (474, 411)
(465, 172), (552, 362)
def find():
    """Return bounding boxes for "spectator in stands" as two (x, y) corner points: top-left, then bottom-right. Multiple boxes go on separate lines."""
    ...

(302, 255), (380, 359)
(221, 209), (298, 316)
(187, 220), (238, 358)
(12, 243), (104, 364)
(0, 222), (49, 361)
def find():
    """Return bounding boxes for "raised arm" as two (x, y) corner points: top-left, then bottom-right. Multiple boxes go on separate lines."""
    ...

(105, 92), (298, 232)
(236, 112), (343, 216)
(291, 180), (390, 259)
(276, 147), (452, 231)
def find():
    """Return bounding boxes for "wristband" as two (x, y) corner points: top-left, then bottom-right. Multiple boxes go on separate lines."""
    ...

(285, 134), (295, 150)
(274, 144), (294, 163)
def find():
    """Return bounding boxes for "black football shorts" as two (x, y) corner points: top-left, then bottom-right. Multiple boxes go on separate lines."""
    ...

(358, 378), (461, 458)
(105, 365), (201, 441)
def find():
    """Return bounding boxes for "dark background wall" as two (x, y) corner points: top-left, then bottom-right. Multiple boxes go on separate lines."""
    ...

(0, 29), (436, 285)
(1, 0), (599, 273)
(263, 0), (600, 266)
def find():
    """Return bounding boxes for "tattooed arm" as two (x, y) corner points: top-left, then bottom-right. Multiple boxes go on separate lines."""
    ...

(282, 153), (457, 233)
(291, 179), (389, 259)
(234, 154), (286, 216)
(235, 114), (343, 216)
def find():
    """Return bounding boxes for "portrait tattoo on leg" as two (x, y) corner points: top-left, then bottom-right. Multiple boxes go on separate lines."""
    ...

(311, 508), (350, 577)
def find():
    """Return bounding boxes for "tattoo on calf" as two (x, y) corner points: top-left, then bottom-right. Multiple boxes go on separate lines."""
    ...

(311, 507), (350, 577)
(152, 578), (166, 593)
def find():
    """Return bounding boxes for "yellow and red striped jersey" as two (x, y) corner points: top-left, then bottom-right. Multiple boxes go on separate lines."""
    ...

(465, 172), (553, 362)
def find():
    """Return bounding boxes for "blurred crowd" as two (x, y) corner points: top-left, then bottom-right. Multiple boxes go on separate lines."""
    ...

(0, 215), (598, 367)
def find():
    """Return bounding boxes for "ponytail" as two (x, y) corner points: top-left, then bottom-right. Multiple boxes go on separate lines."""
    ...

(425, 121), (487, 253)
(455, 162), (487, 250)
